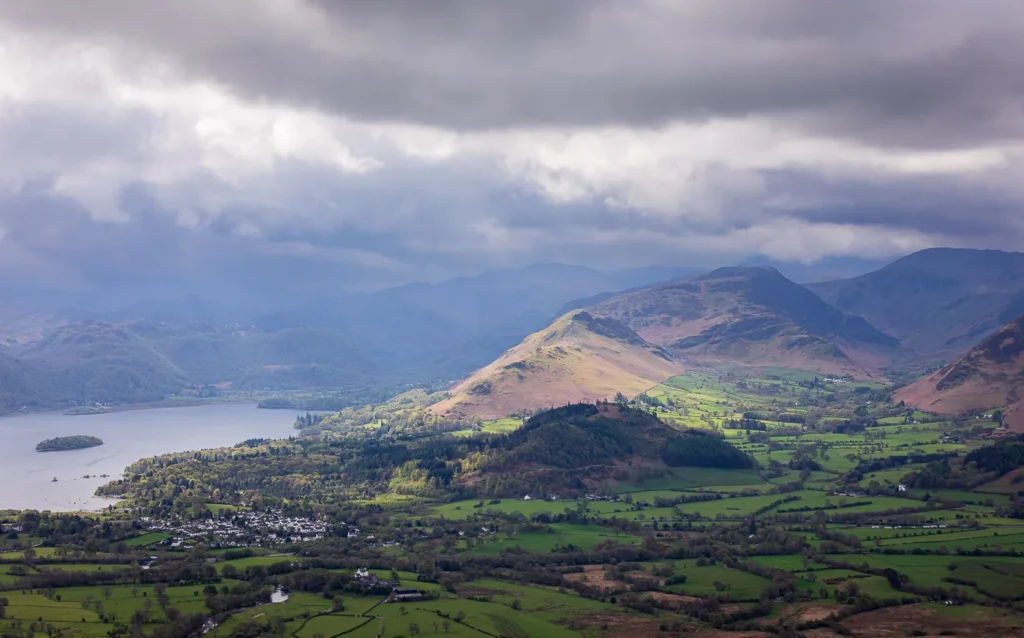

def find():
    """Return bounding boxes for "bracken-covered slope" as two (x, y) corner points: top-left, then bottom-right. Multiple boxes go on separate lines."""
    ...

(432, 310), (684, 420)
(809, 248), (1024, 363)
(896, 314), (1024, 430)
(589, 266), (897, 377)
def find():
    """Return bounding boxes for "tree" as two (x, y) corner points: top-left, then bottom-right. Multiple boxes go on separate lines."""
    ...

(103, 587), (113, 600)
(408, 622), (420, 636)
(511, 599), (522, 610)
(332, 597), (345, 612)
(454, 611), (466, 623)
(443, 620), (451, 633)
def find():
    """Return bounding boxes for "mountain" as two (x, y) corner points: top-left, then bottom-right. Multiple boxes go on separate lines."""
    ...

(808, 248), (1024, 363)
(0, 351), (39, 412)
(739, 255), (892, 284)
(895, 314), (1024, 429)
(0, 262), (703, 413)
(2, 322), (194, 410)
(252, 262), (701, 379)
(137, 322), (381, 391)
(433, 310), (684, 420)
(0, 320), (387, 414)
(588, 266), (897, 376)
(455, 403), (754, 495)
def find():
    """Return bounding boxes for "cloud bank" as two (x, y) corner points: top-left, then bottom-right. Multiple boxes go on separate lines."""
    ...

(1, 0), (1023, 298)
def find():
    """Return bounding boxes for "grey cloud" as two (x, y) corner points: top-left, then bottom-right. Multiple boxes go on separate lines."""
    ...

(763, 168), (1024, 245)
(2, 0), (1024, 297)
(2, 1), (1023, 148)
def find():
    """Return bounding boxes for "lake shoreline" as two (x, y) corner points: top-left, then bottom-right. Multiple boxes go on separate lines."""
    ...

(0, 403), (301, 512)
(0, 396), (255, 420)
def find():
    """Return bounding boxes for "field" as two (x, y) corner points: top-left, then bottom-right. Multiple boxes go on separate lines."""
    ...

(6, 366), (1024, 637)
(123, 533), (171, 547)
(468, 523), (640, 554)
(0, 548), (624, 638)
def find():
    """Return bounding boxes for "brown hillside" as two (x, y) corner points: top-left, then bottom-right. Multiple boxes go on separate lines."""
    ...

(432, 311), (684, 420)
(589, 266), (896, 378)
(895, 314), (1024, 428)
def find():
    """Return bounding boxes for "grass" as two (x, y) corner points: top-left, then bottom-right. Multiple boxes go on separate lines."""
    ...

(123, 532), (171, 547)
(293, 613), (370, 638)
(206, 503), (248, 514)
(469, 523), (640, 554)
(217, 555), (303, 573)
(210, 593), (332, 638)
(665, 562), (772, 600)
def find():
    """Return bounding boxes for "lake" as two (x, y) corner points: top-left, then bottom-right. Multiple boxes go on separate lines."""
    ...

(0, 403), (302, 512)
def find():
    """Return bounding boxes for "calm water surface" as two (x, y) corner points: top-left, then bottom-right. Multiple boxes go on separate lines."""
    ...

(0, 404), (301, 512)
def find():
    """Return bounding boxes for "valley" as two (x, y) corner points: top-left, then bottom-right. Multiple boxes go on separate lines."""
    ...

(6, 7), (1024, 637)
(5, 250), (1024, 637)
(6, 360), (1024, 637)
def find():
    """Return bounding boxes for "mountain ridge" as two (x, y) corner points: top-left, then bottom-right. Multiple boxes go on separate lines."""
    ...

(895, 314), (1024, 430)
(432, 310), (684, 420)
(809, 248), (1024, 364)
(588, 265), (896, 377)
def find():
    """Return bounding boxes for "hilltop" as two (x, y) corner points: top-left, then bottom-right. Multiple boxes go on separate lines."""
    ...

(432, 311), (684, 420)
(896, 314), (1024, 429)
(809, 248), (1024, 363)
(589, 266), (897, 377)
(457, 402), (753, 495)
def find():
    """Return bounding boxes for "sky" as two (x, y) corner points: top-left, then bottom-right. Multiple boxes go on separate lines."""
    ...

(1, 0), (1023, 300)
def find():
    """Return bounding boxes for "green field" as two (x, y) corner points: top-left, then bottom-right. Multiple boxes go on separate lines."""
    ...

(8, 366), (1024, 637)
(123, 532), (171, 547)
(469, 523), (640, 554)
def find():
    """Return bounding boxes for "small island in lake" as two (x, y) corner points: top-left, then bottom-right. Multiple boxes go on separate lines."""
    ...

(36, 435), (105, 452)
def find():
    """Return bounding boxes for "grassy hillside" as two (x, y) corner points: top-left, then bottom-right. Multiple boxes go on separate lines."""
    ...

(433, 310), (684, 420)
(896, 314), (1024, 428)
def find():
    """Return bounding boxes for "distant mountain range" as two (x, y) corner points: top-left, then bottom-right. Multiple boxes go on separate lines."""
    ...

(896, 314), (1024, 430)
(5, 248), (1024, 417)
(808, 248), (1024, 363)
(0, 264), (698, 413)
(438, 249), (1024, 419)
(0, 322), (192, 412)
(589, 266), (897, 377)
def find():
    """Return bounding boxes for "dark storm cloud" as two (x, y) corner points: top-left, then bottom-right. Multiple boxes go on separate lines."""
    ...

(1, 0), (1023, 300)
(762, 169), (1024, 242)
(0, 185), (406, 303)
(2, 0), (1023, 148)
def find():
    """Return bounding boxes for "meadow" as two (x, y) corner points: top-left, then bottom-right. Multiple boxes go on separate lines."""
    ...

(6, 366), (1024, 637)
